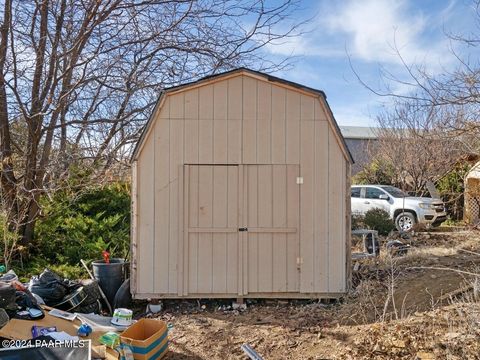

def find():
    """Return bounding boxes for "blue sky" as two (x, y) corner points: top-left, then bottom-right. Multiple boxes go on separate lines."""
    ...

(265, 0), (479, 126)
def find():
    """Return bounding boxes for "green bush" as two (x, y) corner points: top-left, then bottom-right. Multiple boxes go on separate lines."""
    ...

(363, 208), (395, 235)
(33, 182), (130, 274)
(353, 158), (396, 185)
(19, 258), (85, 282)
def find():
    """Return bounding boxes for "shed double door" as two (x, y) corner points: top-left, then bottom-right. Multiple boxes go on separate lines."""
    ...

(183, 164), (300, 296)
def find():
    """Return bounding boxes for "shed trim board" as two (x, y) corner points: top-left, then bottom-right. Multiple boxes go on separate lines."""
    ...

(132, 292), (347, 300)
(345, 162), (352, 290)
(131, 68), (352, 299)
(130, 161), (138, 294)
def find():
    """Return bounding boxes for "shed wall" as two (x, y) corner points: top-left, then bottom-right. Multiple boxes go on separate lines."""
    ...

(133, 73), (349, 297)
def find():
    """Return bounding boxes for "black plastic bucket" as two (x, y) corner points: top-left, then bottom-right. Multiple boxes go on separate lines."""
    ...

(92, 258), (129, 306)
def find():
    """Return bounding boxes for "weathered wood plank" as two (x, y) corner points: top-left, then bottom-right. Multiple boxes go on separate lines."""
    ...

(184, 89), (199, 163)
(257, 165), (273, 292)
(257, 81), (272, 163)
(271, 86), (286, 164)
(286, 165), (300, 292)
(272, 165), (287, 292)
(227, 77), (242, 164)
(242, 76), (257, 163)
(314, 120), (329, 292)
(328, 127), (345, 292)
(168, 93), (184, 294)
(197, 166), (213, 293)
(138, 128), (155, 293)
(286, 90), (300, 164)
(212, 166), (228, 293)
(299, 114), (315, 292)
(214, 82), (228, 164)
(199, 85), (214, 163)
(246, 166), (258, 292)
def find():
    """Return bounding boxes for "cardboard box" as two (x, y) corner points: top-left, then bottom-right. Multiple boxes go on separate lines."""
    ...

(120, 318), (168, 360)
(0, 308), (118, 359)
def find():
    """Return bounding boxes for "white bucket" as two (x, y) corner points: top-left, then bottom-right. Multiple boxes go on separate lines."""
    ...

(111, 308), (133, 327)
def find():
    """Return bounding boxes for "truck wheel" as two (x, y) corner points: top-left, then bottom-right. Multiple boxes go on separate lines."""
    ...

(76, 300), (100, 314)
(79, 279), (101, 303)
(395, 212), (416, 232)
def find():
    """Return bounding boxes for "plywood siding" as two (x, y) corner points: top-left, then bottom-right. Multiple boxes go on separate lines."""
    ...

(313, 120), (329, 292)
(256, 82), (272, 163)
(133, 72), (350, 297)
(136, 141), (154, 294)
(327, 126), (347, 292)
(299, 100), (315, 292)
(185, 165), (239, 295)
(244, 164), (300, 293)
(153, 99), (170, 293)
(199, 85), (214, 163)
(184, 88), (199, 163)
(227, 77), (242, 163)
(271, 86), (286, 164)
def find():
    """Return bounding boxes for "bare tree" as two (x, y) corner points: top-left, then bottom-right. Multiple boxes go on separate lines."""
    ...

(349, 1), (480, 197)
(0, 0), (306, 247)
(371, 99), (461, 194)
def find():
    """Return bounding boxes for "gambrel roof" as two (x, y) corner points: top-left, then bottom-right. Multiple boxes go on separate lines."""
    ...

(132, 68), (354, 163)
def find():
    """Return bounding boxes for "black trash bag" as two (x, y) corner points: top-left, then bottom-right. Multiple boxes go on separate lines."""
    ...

(11, 290), (45, 320)
(113, 278), (131, 309)
(0, 281), (17, 311)
(28, 268), (78, 306)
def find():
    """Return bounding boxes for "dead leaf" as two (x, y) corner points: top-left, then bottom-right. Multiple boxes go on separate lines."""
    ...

(416, 351), (435, 360)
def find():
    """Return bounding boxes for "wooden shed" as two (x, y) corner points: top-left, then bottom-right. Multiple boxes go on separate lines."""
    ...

(130, 68), (353, 299)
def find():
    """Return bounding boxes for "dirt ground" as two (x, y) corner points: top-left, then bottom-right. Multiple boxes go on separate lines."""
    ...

(149, 230), (480, 359)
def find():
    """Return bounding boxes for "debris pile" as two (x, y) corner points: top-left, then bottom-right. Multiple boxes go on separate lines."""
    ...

(0, 256), (136, 359)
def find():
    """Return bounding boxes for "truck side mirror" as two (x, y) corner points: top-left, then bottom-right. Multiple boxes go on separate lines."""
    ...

(379, 194), (389, 200)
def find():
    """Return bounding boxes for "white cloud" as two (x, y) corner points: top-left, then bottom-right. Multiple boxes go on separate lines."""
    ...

(325, 0), (425, 62)
(264, 37), (308, 56)
(263, 0), (469, 128)
(323, 0), (457, 71)
(266, 0), (456, 70)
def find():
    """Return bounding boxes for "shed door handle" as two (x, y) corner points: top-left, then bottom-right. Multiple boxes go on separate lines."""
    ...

(238, 227), (248, 232)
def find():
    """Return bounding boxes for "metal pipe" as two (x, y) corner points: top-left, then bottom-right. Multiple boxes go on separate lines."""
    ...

(241, 344), (264, 360)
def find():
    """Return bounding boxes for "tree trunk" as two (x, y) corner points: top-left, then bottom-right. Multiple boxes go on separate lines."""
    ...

(0, 0), (17, 223)
(18, 195), (41, 246)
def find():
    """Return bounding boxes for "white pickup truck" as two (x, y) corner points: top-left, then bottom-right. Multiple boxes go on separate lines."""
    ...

(351, 185), (447, 232)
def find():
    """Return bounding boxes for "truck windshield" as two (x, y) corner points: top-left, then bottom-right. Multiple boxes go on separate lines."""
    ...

(380, 186), (407, 198)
